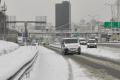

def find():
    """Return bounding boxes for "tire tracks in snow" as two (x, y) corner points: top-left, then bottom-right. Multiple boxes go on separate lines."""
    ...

(45, 45), (120, 80)
(44, 46), (74, 80)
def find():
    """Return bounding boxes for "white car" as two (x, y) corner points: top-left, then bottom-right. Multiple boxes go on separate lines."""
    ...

(79, 38), (87, 45)
(32, 42), (39, 46)
(61, 38), (81, 55)
(87, 39), (97, 48)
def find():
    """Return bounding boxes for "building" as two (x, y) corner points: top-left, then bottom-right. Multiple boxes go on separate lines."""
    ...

(0, 3), (7, 40)
(55, 1), (71, 30)
(35, 16), (47, 30)
(55, 1), (71, 38)
(7, 16), (16, 30)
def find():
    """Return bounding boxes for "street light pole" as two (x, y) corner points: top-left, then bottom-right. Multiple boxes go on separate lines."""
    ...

(69, 0), (71, 37)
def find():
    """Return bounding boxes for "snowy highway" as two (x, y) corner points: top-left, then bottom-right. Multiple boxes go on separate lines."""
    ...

(30, 46), (98, 80)
(29, 45), (120, 80)
(1, 40), (120, 80)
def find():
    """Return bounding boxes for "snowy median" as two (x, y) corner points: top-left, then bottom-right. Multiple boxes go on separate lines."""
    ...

(49, 43), (120, 62)
(98, 42), (120, 48)
(0, 46), (38, 80)
(0, 40), (19, 55)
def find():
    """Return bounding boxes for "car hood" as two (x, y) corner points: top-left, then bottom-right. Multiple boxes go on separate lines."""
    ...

(87, 43), (97, 45)
(80, 41), (86, 43)
(65, 43), (80, 48)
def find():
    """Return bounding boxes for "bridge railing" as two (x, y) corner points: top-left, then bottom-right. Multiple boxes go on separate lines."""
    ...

(28, 29), (101, 34)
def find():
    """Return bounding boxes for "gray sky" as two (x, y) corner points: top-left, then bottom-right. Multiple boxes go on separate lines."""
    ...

(2, 0), (116, 25)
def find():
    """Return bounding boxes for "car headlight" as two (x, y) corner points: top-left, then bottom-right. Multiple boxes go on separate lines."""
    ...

(87, 43), (90, 45)
(78, 47), (81, 50)
(64, 47), (69, 50)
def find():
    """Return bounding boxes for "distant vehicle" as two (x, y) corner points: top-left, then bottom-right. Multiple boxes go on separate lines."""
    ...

(17, 36), (24, 46)
(87, 39), (97, 48)
(41, 42), (49, 45)
(31, 42), (39, 46)
(79, 38), (87, 45)
(61, 38), (81, 55)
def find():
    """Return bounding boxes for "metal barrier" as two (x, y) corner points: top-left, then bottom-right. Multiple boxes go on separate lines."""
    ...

(98, 43), (120, 48)
(8, 51), (38, 80)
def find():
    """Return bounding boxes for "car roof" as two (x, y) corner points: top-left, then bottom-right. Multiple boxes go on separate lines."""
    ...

(88, 39), (96, 41)
(79, 37), (85, 39)
(62, 38), (78, 40)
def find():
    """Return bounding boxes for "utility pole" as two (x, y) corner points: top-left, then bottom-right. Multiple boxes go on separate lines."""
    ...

(117, 0), (120, 21)
(116, 0), (120, 41)
(105, 3), (115, 21)
(69, 0), (71, 37)
(24, 22), (28, 45)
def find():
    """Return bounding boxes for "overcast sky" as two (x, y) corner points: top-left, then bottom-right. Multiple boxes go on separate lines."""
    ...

(2, 0), (116, 25)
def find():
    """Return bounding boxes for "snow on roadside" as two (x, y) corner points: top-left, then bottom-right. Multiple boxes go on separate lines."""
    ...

(50, 43), (120, 62)
(0, 46), (38, 80)
(30, 46), (69, 80)
(0, 40), (19, 55)
(68, 59), (98, 80)
(81, 45), (120, 61)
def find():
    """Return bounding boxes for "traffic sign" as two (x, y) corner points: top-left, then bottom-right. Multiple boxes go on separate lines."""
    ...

(104, 22), (120, 28)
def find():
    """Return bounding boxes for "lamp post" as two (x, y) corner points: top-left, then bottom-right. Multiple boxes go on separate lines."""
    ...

(69, 0), (71, 37)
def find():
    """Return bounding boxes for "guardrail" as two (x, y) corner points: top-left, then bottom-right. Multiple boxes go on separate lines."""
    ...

(8, 51), (38, 80)
(98, 43), (120, 48)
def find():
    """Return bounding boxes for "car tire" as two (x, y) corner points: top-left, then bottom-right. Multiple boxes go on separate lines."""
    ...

(77, 47), (81, 55)
(64, 48), (68, 55)
(95, 46), (97, 48)
(87, 46), (89, 48)
(77, 51), (81, 55)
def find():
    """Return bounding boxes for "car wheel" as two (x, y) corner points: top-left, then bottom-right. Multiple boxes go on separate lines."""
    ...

(95, 46), (97, 48)
(77, 48), (81, 55)
(64, 48), (68, 55)
(87, 45), (89, 48)
(77, 51), (81, 55)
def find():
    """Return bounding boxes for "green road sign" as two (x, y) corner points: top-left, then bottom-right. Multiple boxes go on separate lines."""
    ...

(104, 22), (120, 28)
(72, 33), (80, 37)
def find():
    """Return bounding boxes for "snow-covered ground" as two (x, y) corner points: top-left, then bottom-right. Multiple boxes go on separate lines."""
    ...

(0, 41), (119, 80)
(98, 43), (120, 48)
(0, 40), (19, 55)
(0, 46), (38, 80)
(68, 59), (98, 80)
(81, 46), (120, 61)
(30, 46), (98, 80)
(50, 43), (120, 62)
(30, 46), (69, 80)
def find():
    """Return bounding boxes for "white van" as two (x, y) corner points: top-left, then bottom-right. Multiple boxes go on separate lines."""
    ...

(61, 38), (81, 55)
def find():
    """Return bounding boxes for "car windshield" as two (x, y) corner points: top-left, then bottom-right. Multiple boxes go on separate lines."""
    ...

(80, 39), (86, 41)
(64, 39), (78, 43)
(88, 40), (96, 43)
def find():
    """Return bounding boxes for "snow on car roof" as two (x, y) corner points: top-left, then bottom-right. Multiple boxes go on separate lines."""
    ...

(79, 37), (85, 39)
(62, 38), (78, 40)
(88, 39), (96, 40)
